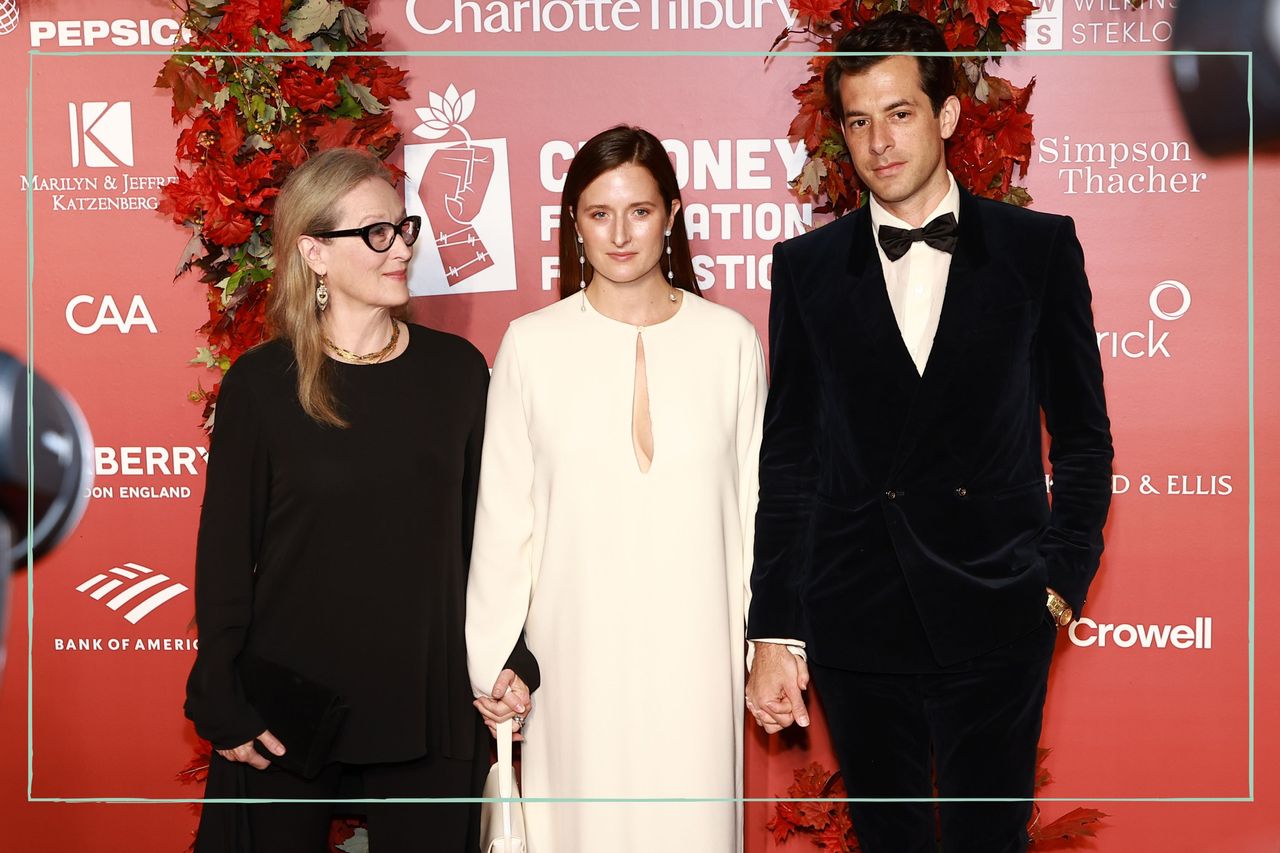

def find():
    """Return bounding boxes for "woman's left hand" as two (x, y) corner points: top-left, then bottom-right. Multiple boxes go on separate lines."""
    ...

(474, 668), (532, 740)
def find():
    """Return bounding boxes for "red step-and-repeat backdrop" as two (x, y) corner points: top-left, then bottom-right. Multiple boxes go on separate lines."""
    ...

(1, 0), (1278, 850)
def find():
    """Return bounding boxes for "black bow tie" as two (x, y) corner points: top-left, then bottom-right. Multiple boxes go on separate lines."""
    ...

(877, 213), (959, 262)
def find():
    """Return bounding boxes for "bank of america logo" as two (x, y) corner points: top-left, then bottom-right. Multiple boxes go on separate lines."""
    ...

(75, 562), (187, 623)
(69, 101), (134, 168)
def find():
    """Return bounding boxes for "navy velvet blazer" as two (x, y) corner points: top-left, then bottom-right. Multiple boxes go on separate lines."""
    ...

(747, 188), (1114, 671)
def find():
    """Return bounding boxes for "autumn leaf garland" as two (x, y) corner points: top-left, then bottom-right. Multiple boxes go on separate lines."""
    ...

(156, 0), (410, 425)
(769, 750), (1108, 850)
(776, 0), (1040, 215)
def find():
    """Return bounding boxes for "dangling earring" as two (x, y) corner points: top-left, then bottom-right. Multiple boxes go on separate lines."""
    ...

(315, 275), (329, 312)
(577, 232), (587, 312)
(664, 229), (677, 301)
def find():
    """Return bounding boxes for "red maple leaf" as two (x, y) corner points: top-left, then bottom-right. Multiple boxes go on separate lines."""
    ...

(273, 128), (309, 168)
(224, 284), (268, 357)
(915, 0), (945, 23)
(175, 113), (217, 160)
(767, 808), (799, 844)
(1031, 807), (1109, 842)
(203, 203), (255, 246)
(789, 761), (837, 798)
(309, 117), (359, 151)
(160, 168), (209, 223)
(155, 58), (216, 117)
(216, 0), (283, 49)
(792, 0), (846, 22)
(944, 13), (981, 50)
(789, 76), (834, 151)
(994, 0), (1036, 48)
(994, 108), (1034, 164)
(362, 61), (411, 103)
(279, 60), (342, 112)
(353, 112), (402, 154)
(175, 740), (212, 787)
(214, 106), (246, 157)
(1033, 747), (1054, 791)
(967, 0), (1013, 23)
(797, 798), (840, 828)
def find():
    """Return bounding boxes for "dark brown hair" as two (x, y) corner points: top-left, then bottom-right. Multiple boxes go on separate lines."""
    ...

(557, 125), (699, 300)
(823, 11), (956, 122)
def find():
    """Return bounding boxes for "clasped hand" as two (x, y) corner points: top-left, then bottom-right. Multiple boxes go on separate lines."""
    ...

(474, 668), (533, 741)
(745, 642), (810, 734)
(216, 729), (285, 770)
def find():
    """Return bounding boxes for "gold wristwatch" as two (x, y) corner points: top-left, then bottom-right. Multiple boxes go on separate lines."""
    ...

(1046, 588), (1073, 627)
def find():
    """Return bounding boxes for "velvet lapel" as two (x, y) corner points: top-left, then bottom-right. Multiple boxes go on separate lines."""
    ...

(842, 205), (921, 387)
(888, 188), (991, 473)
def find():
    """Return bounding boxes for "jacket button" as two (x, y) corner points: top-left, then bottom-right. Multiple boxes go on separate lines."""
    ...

(885, 490), (897, 500)
(955, 486), (968, 498)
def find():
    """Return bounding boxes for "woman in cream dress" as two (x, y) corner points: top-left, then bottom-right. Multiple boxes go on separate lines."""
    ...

(466, 126), (764, 852)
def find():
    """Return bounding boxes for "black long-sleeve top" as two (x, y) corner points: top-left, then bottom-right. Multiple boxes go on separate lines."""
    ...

(184, 324), (537, 764)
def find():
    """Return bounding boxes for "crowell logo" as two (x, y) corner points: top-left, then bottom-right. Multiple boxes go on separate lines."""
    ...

(1069, 615), (1213, 649)
(404, 85), (516, 296)
(75, 562), (188, 624)
(69, 102), (133, 168)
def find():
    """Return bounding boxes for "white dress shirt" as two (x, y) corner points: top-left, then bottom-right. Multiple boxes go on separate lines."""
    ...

(869, 171), (960, 376)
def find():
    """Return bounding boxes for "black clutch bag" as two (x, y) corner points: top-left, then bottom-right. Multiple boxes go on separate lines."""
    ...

(237, 654), (349, 780)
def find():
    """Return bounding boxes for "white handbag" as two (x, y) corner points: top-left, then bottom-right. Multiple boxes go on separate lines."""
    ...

(480, 718), (526, 853)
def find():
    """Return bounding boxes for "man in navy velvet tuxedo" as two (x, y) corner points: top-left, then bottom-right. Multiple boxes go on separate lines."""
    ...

(744, 11), (1113, 853)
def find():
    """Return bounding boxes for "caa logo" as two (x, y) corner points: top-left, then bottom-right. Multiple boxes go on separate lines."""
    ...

(65, 295), (157, 334)
(69, 101), (133, 168)
(404, 85), (516, 296)
(75, 562), (188, 624)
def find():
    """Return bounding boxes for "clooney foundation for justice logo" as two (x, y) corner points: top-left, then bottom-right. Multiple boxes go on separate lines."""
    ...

(403, 84), (516, 296)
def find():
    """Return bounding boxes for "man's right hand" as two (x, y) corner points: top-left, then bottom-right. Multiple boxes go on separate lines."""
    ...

(216, 729), (284, 771)
(746, 642), (811, 733)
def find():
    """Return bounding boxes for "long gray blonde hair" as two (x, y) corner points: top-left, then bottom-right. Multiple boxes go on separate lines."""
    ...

(269, 148), (409, 427)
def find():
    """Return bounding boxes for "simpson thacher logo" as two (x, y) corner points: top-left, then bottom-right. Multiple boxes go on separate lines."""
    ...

(75, 562), (188, 624)
(403, 85), (516, 296)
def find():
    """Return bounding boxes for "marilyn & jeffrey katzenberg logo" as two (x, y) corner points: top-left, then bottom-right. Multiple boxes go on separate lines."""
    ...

(403, 85), (517, 296)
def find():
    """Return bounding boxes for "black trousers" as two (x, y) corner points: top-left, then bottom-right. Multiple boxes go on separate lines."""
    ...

(810, 617), (1057, 853)
(198, 750), (485, 853)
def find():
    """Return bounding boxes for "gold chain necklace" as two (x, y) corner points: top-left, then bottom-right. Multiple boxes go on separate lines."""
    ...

(324, 321), (400, 364)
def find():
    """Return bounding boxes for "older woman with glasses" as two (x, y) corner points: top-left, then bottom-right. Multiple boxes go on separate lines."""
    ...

(184, 147), (537, 853)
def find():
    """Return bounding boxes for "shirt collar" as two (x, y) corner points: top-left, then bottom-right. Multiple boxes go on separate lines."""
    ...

(869, 170), (960, 233)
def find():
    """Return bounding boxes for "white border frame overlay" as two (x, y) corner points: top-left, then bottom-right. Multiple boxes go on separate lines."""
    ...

(25, 47), (1254, 805)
